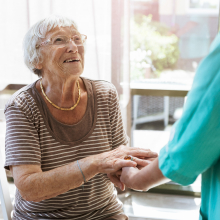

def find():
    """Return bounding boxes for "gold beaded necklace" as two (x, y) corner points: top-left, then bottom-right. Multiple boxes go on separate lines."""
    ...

(40, 79), (81, 111)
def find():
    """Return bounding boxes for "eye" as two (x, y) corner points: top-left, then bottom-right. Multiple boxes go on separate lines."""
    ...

(74, 36), (82, 43)
(53, 36), (66, 44)
(55, 38), (63, 42)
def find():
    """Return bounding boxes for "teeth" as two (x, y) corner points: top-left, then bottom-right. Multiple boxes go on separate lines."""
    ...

(65, 59), (79, 63)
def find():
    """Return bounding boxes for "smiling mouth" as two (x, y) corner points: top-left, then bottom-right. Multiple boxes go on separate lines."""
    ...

(64, 59), (80, 63)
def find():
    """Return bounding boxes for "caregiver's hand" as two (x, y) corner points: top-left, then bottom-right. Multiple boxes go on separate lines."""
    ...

(107, 149), (158, 190)
(120, 158), (169, 191)
(120, 166), (144, 191)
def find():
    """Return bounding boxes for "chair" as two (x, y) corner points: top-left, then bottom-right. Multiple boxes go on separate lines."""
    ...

(0, 149), (13, 220)
(0, 84), (24, 220)
(132, 95), (170, 130)
(0, 115), (13, 220)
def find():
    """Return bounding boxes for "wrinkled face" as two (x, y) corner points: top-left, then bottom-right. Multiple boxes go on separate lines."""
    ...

(37, 26), (85, 78)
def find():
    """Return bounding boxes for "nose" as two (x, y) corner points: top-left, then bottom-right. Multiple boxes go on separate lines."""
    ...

(66, 40), (78, 53)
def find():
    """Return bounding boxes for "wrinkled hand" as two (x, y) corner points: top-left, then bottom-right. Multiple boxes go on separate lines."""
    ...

(136, 157), (156, 170)
(107, 170), (125, 191)
(94, 145), (158, 174)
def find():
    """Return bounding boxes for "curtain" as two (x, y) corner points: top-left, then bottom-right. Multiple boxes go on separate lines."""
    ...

(0, 0), (112, 87)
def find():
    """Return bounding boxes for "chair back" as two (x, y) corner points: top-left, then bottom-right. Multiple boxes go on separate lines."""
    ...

(0, 150), (13, 220)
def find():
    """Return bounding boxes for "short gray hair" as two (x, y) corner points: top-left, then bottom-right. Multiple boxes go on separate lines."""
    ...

(23, 15), (77, 77)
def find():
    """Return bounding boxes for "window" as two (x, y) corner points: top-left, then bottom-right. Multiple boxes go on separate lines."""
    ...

(188, 0), (219, 14)
(130, 0), (219, 196)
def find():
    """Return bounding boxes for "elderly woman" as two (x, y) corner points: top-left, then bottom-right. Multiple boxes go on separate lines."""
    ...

(4, 16), (157, 220)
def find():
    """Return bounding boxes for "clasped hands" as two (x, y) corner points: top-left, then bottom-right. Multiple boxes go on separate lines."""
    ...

(105, 145), (158, 191)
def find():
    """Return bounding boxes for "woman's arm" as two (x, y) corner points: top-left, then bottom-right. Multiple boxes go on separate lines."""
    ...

(11, 156), (97, 202)
(120, 158), (169, 191)
(11, 145), (157, 202)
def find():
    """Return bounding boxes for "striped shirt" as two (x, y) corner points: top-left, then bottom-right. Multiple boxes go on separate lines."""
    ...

(4, 78), (128, 220)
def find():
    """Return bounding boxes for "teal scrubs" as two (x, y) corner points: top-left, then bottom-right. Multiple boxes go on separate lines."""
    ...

(159, 33), (220, 220)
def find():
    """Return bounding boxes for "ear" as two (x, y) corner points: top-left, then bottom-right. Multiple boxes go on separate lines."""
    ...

(35, 63), (43, 70)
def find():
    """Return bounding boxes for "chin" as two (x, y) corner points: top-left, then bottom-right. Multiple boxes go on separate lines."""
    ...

(70, 71), (83, 78)
(64, 68), (83, 77)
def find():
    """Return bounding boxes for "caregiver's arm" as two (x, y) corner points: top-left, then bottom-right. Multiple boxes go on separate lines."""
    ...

(120, 158), (169, 191)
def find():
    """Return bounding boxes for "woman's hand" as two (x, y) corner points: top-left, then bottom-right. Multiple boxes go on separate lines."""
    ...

(136, 157), (156, 170)
(93, 145), (158, 174)
(107, 170), (125, 191)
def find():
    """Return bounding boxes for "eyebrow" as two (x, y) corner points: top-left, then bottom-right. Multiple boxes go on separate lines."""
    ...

(49, 30), (80, 39)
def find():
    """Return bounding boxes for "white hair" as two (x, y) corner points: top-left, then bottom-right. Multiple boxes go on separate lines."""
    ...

(23, 15), (77, 77)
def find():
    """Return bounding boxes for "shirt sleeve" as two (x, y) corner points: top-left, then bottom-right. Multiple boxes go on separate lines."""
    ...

(109, 84), (129, 149)
(159, 32), (220, 185)
(4, 103), (41, 170)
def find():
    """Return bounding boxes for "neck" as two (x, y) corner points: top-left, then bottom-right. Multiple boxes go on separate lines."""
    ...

(40, 74), (82, 109)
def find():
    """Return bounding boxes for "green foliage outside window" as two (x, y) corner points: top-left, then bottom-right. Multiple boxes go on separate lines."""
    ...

(130, 14), (179, 80)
